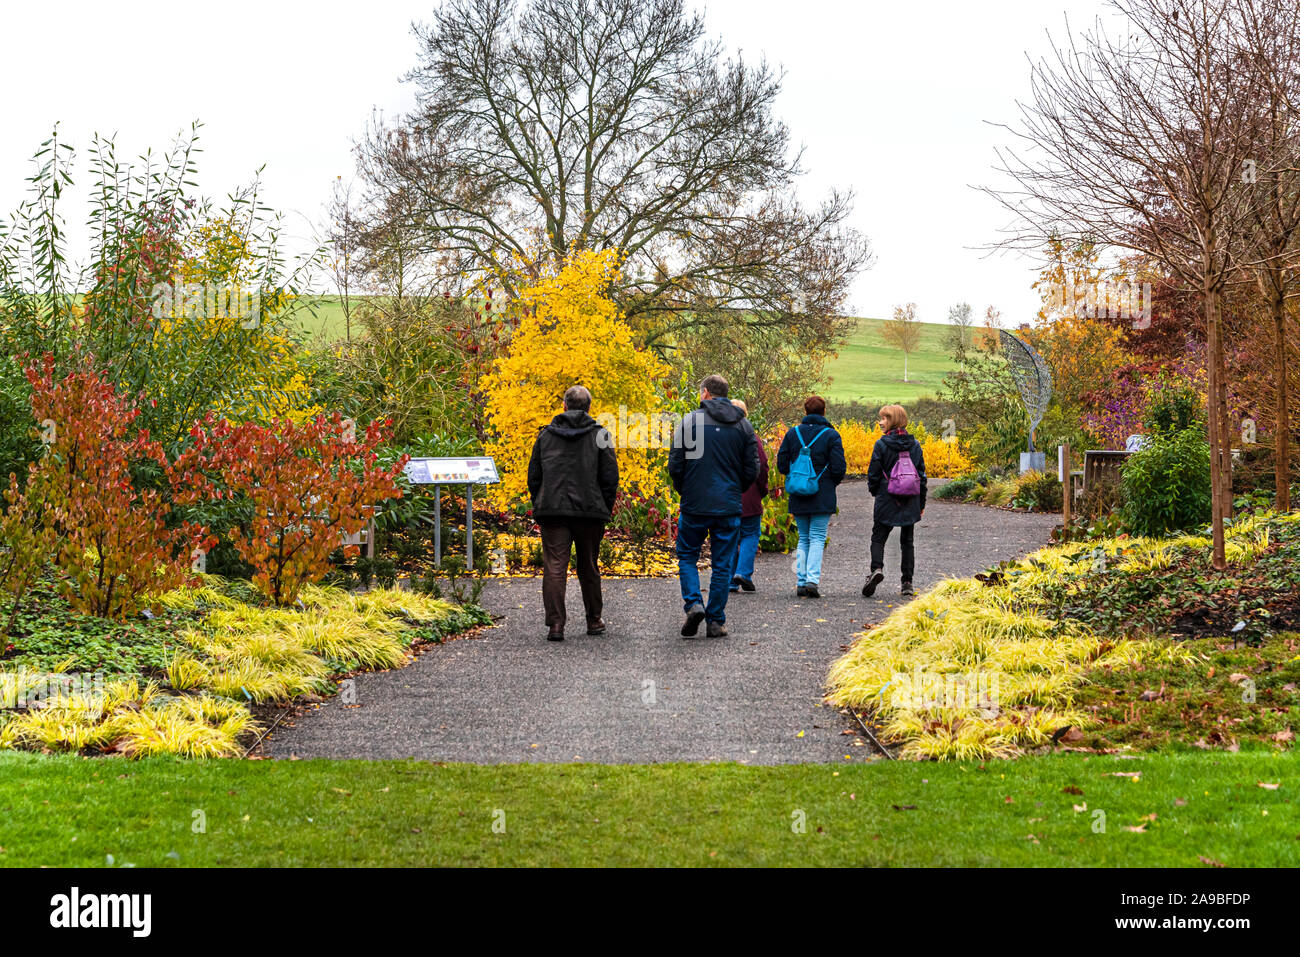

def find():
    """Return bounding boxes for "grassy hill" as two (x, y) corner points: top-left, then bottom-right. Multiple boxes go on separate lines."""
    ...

(819, 316), (959, 406)
(287, 298), (960, 406)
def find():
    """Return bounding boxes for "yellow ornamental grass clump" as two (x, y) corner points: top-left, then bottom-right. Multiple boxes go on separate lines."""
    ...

(0, 680), (253, 759)
(480, 249), (671, 507)
(827, 519), (1300, 759)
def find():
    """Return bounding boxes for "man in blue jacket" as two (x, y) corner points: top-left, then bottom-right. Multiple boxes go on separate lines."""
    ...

(669, 374), (760, 637)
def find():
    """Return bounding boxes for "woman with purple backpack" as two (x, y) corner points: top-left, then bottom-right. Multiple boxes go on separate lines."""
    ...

(863, 404), (926, 598)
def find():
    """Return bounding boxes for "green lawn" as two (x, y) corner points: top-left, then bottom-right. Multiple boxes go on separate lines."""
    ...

(1, 751), (1294, 866)
(819, 317), (960, 406)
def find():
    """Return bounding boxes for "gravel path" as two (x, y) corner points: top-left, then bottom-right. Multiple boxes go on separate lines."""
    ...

(264, 480), (1058, 764)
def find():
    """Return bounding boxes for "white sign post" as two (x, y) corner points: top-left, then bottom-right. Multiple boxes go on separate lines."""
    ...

(402, 457), (501, 568)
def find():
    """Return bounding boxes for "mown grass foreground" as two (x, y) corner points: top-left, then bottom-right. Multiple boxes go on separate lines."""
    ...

(0, 752), (1294, 867)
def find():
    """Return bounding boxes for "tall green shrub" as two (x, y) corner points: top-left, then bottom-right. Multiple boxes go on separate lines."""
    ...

(1121, 427), (1212, 536)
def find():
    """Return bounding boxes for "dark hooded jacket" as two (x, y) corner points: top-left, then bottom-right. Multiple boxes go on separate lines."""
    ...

(776, 414), (848, 516)
(527, 410), (619, 521)
(669, 397), (760, 517)
(741, 441), (770, 519)
(866, 429), (927, 526)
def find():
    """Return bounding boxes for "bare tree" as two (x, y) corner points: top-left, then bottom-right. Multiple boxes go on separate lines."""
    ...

(1235, 0), (1300, 511)
(988, 0), (1268, 569)
(883, 303), (924, 383)
(350, 0), (870, 353)
(946, 301), (975, 356)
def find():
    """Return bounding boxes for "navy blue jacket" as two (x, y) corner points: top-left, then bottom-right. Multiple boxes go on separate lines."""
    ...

(776, 415), (847, 516)
(669, 398), (760, 517)
(867, 430), (927, 526)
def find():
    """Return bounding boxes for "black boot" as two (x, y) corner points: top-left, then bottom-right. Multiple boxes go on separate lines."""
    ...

(681, 603), (706, 637)
(861, 571), (884, 598)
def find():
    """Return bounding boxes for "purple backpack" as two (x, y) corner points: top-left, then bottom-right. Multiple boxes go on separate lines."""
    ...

(887, 447), (921, 496)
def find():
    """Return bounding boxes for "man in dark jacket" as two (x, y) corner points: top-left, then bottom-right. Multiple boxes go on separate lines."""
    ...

(527, 385), (619, 641)
(668, 374), (759, 637)
(863, 404), (927, 598)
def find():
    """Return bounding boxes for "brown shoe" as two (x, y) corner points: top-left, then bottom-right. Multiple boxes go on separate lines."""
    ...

(706, 620), (728, 638)
(546, 628), (564, 641)
(586, 619), (606, 635)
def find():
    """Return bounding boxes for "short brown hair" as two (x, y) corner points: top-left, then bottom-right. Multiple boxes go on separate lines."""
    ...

(700, 374), (729, 398)
(804, 395), (826, 416)
(879, 404), (908, 431)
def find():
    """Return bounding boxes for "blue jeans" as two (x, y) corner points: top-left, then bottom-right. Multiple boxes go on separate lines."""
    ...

(794, 513), (831, 586)
(676, 511), (742, 623)
(730, 514), (762, 587)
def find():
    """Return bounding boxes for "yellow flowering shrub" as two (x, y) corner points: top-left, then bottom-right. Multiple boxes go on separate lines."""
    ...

(835, 420), (974, 478)
(921, 434), (976, 477)
(838, 421), (883, 474)
(480, 249), (671, 507)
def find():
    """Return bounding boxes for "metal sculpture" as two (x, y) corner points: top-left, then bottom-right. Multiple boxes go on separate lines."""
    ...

(998, 329), (1053, 453)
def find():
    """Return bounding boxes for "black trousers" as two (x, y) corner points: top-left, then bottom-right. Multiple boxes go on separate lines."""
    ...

(870, 521), (915, 583)
(539, 519), (605, 631)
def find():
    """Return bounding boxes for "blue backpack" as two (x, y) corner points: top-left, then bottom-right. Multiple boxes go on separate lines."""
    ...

(786, 426), (830, 496)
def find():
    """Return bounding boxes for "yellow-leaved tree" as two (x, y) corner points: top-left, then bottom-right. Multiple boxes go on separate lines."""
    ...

(481, 249), (671, 507)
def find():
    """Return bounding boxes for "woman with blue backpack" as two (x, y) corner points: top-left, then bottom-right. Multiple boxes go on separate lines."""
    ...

(776, 396), (847, 598)
(863, 404), (927, 598)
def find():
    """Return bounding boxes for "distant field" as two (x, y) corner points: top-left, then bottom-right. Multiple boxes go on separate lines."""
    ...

(290, 295), (353, 342)
(819, 316), (959, 406)
(288, 298), (960, 406)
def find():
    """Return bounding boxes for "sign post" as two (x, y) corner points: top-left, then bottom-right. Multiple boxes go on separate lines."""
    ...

(1059, 443), (1071, 529)
(403, 457), (501, 568)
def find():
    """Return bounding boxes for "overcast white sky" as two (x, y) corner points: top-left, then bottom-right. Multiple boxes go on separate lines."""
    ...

(0, 0), (1111, 323)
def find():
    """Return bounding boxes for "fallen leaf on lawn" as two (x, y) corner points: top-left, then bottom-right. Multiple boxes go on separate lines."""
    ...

(331, 788), (351, 796)
(1198, 855), (1225, 867)
(1109, 772), (1141, 779)
(1073, 803), (1087, 813)
(1123, 824), (1147, 833)
(1258, 781), (1280, 790)
(1272, 729), (1294, 743)
(1062, 785), (1084, 795)
(1004, 795), (1014, 804)
(1228, 673), (1249, 684)
(891, 804), (917, 811)
(1175, 797), (1187, 807)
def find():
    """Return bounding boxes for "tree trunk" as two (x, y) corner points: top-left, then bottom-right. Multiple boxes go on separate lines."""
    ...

(1274, 303), (1292, 512)
(1205, 280), (1227, 571)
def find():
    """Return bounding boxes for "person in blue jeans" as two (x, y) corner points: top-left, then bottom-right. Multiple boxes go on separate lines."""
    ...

(668, 374), (760, 637)
(776, 396), (847, 598)
(727, 399), (768, 593)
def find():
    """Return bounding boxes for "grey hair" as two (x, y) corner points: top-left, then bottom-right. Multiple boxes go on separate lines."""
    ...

(563, 385), (592, 412)
(699, 373), (729, 398)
